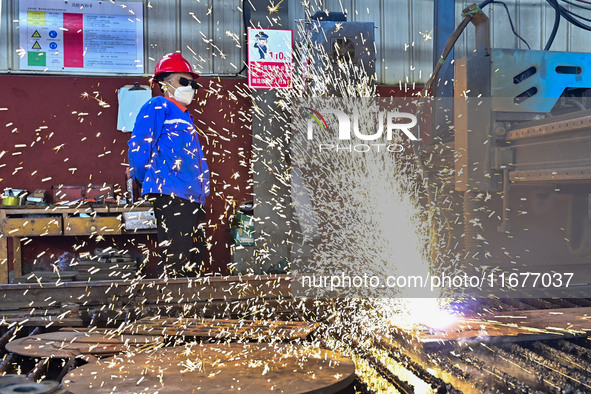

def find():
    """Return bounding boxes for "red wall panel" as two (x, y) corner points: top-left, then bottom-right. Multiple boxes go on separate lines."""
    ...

(0, 74), (252, 276)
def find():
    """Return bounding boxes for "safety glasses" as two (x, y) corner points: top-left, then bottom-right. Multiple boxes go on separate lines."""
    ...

(178, 77), (201, 90)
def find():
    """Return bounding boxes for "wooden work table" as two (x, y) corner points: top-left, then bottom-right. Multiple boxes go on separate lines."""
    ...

(0, 204), (156, 284)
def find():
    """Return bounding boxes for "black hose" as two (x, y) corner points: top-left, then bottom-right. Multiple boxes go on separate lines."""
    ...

(423, 15), (473, 96)
(561, 6), (591, 24)
(559, 6), (591, 30)
(545, 0), (561, 50)
(489, 1), (531, 49)
(478, 0), (495, 8)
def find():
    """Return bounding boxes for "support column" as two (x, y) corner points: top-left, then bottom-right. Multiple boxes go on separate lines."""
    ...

(0, 209), (7, 284)
(249, 1), (291, 273)
(0, 235), (7, 284)
(433, 0), (456, 142)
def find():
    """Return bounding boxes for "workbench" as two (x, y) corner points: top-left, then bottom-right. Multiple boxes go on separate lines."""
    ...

(0, 204), (156, 284)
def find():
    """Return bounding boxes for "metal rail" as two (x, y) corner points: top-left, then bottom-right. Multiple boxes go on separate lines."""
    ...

(500, 110), (591, 183)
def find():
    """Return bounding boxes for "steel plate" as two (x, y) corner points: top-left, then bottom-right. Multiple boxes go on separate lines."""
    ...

(63, 343), (356, 393)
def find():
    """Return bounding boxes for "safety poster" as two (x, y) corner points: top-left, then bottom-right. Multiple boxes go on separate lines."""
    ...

(19, 0), (144, 74)
(248, 28), (292, 89)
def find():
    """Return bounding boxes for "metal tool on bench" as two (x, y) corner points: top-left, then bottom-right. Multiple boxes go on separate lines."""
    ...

(2, 188), (27, 205)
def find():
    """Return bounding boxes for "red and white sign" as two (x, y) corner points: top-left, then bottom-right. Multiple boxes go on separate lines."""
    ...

(248, 28), (292, 89)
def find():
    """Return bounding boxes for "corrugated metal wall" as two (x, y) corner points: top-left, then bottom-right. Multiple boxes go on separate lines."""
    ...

(290, 0), (591, 85)
(0, 0), (13, 73)
(2, 0), (591, 83)
(145, 0), (244, 76)
(454, 0), (591, 59)
(288, 0), (434, 86)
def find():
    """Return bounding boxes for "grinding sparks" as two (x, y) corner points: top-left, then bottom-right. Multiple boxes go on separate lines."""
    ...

(267, 0), (285, 14)
(419, 29), (433, 42)
(0, 1), (473, 392)
(53, 144), (65, 153)
(393, 298), (457, 330)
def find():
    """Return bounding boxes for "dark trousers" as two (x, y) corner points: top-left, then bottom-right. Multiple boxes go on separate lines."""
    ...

(150, 194), (206, 277)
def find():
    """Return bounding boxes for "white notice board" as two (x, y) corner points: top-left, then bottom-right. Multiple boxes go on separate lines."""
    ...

(19, 0), (144, 74)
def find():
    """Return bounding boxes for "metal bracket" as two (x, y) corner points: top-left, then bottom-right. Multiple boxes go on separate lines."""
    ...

(498, 168), (512, 233)
(462, 3), (490, 57)
(493, 148), (514, 232)
(493, 147), (514, 170)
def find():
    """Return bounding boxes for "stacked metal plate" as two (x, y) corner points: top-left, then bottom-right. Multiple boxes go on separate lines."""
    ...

(74, 253), (138, 281)
(13, 271), (78, 284)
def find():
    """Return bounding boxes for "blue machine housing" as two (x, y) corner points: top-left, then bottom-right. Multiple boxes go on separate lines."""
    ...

(491, 49), (591, 113)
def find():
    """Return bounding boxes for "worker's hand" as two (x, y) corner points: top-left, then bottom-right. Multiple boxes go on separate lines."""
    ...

(125, 167), (131, 178)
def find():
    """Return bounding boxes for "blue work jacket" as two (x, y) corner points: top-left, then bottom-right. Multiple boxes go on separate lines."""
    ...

(128, 96), (210, 204)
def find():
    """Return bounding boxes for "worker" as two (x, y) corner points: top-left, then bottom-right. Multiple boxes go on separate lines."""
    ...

(127, 52), (210, 277)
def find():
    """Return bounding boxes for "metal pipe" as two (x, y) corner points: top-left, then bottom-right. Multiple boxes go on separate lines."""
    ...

(27, 358), (48, 381)
(0, 353), (15, 374)
(0, 326), (42, 375)
(28, 327), (41, 337)
(56, 357), (77, 383)
(0, 327), (15, 351)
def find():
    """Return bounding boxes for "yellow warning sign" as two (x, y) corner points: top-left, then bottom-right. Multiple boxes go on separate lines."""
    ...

(32, 30), (41, 38)
(32, 41), (41, 50)
(27, 11), (46, 26)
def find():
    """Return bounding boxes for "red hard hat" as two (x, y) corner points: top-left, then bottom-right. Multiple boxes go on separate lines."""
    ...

(154, 53), (199, 79)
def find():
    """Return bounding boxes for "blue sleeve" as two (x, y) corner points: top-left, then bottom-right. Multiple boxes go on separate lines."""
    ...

(127, 98), (167, 184)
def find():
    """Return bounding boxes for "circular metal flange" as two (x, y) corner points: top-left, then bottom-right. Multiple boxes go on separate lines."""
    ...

(5, 331), (161, 358)
(63, 343), (356, 393)
(0, 375), (59, 394)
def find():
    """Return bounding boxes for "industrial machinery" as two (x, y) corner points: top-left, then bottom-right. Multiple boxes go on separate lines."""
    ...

(299, 12), (376, 95)
(428, 6), (591, 272)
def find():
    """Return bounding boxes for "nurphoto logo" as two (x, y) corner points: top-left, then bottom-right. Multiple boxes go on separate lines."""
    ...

(302, 106), (419, 153)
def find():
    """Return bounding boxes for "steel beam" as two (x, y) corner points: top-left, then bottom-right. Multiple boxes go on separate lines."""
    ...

(249, 1), (291, 272)
(432, 0), (456, 141)
(433, 0), (456, 99)
(0, 276), (291, 311)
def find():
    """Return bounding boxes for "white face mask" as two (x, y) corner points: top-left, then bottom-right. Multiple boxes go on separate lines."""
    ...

(168, 84), (195, 106)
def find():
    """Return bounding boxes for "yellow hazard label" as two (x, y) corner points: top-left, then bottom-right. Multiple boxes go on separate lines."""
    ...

(27, 11), (46, 26)
(32, 30), (41, 38)
(32, 41), (41, 50)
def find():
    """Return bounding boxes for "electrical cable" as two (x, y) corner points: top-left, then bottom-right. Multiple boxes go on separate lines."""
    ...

(553, 0), (591, 30)
(558, 5), (591, 29)
(422, 14), (473, 97)
(489, 1), (531, 49)
(478, 0), (495, 9)
(561, 5), (591, 23)
(561, 0), (591, 11)
(545, 0), (561, 50)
